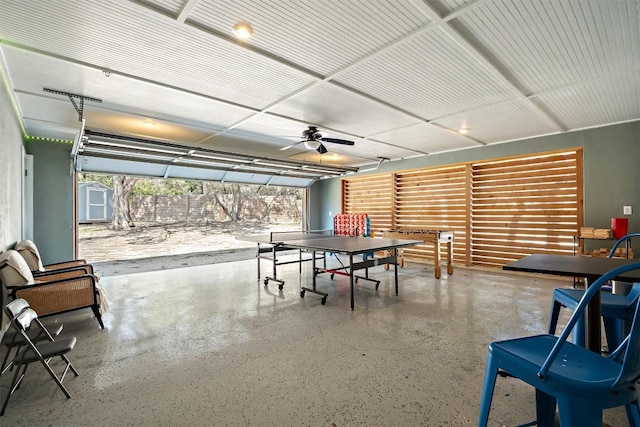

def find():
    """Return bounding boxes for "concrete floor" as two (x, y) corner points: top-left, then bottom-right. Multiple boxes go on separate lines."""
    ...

(0, 255), (630, 426)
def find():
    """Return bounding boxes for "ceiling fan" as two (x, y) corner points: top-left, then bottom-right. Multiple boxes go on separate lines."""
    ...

(280, 126), (355, 154)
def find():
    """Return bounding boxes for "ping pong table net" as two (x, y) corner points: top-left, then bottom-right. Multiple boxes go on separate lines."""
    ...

(333, 213), (369, 237)
(268, 230), (335, 242)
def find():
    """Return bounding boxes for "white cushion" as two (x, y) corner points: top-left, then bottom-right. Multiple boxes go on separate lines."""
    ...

(0, 250), (35, 286)
(15, 239), (45, 272)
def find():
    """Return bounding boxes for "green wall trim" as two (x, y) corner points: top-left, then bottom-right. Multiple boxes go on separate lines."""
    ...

(24, 135), (74, 144)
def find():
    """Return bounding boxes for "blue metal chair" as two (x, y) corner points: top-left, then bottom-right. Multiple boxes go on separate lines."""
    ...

(479, 262), (640, 426)
(548, 232), (640, 349)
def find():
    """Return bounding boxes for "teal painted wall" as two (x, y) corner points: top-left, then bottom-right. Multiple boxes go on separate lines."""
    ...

(581, 124), (640, 231)
(308, 177), (342, 231)
(24, 140), (75, 264)
(310, 121), (640, 254)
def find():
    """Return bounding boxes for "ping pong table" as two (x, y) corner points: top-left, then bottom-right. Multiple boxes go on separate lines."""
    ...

(239, 230), (423, 309)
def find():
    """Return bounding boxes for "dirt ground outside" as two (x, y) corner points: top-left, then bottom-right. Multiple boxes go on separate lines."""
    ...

(78, 220), (301, 263)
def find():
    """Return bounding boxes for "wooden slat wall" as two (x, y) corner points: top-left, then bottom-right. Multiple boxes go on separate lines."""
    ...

(471, 151), (579, 267)
(341, 149), (581, 269)
(394, 165), (468, 264)
(342, 175), (393, 231)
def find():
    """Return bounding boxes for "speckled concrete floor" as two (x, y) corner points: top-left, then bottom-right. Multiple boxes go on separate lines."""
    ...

(0, 256), (630, 426)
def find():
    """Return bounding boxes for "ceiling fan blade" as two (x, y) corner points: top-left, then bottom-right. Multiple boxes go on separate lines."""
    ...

(280, 141), (304, 151)
(320, 137), (355, 146)
(316, 143), (328, 154)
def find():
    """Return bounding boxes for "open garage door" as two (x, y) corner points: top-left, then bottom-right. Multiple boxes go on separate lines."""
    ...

(73, 130), (358, 188)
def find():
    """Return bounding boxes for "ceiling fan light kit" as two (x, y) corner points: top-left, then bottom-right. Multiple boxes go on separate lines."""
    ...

(283, 125), (355, 154)
(303, 139), (321, 150)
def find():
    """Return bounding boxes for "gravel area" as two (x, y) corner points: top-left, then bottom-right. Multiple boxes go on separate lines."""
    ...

(79, 221), (300, 276)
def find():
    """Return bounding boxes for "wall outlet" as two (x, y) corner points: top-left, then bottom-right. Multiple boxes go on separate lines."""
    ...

(624, 205), (632, 215)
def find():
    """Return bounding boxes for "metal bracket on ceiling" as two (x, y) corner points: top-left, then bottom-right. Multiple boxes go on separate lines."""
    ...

(358, 157), (390, 173)
(43, 88), (102, 121)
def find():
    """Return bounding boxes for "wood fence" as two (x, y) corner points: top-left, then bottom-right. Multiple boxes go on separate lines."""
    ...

(130, 194), (301, 223)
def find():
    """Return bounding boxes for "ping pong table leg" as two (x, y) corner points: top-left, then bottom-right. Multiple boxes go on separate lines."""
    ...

(312, 250), (317, 290)
(261, 244), (285, 289)
(394, 248), (399, 296)
(350, 254), (355, 310)
(434, 238), (441, 279)
(272, 246), (277, 282)
(447, 240), (454, 275)
(256, 243), (261, 280)
(300, 249), (328, 305)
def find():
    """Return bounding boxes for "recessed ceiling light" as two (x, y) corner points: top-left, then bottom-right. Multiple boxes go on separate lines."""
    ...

(233, 22), (253, 40)
(458, 128), (469, 135)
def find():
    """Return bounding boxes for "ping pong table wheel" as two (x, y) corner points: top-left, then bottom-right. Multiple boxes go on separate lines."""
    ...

(321, 297), (327, 305)
(330, 273), (335, 280)
(300, 290), (305, 298)
(375, 282), (380, 290)
(263, 279), (269, 286)
(278, 284), (284, 290)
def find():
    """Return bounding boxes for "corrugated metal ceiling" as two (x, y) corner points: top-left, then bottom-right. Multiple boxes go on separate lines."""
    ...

(0, 0), (638, 186)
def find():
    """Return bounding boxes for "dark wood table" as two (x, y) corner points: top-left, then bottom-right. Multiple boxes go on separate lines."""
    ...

(503, 254), (640, 352)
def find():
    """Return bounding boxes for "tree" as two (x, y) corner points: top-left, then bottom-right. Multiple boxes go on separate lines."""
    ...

(112, 176), (139, 230)
(213, 183), (243, 221)
(78, 172), (113, 187)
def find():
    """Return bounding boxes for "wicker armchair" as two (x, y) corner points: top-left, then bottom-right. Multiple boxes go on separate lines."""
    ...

(14, 240), (94, 276)
(0, 250), (105, 329)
